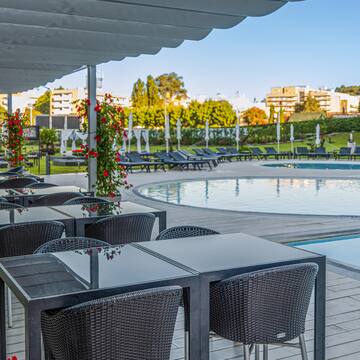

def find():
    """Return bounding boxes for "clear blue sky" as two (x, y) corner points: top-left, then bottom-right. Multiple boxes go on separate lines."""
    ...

(49, 0), (360, 100)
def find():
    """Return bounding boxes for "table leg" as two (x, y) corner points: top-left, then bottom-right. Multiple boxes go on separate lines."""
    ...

(158, 212), (167, 232)
(199, 280), (210, 360)
(25, 305), (42, 360)
(183, 284), (201, 360)
(314, 257), (326, 360)
(0, 280), (6, 360)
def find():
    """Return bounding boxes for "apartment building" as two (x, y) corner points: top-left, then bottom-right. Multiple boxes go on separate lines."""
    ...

(50, 88), (129, 116)
(266, 86), (360, 116)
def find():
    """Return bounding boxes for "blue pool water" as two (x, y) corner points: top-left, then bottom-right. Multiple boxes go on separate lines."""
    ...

(139, 177), (360, 216)
(264, 162), (360, 170)
(294, 235), (360, 268)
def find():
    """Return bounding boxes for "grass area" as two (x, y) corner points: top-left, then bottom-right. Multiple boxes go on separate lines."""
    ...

(21, 132), (358, 175)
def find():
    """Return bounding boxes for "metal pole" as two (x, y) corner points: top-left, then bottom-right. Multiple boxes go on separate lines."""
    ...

(7, 94), (12, 114)
(87, 65), (97, 194)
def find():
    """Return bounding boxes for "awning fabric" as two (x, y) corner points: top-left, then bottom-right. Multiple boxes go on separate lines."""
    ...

(0, 0), (300, 93)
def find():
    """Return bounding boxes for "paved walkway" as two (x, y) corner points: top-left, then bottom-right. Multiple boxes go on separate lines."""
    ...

(4, 160), (354, 359)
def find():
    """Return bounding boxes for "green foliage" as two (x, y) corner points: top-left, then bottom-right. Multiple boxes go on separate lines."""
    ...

(268, 104), (275, 124)
(155, 72), (187, 103)
(303, 95), (322, 113)
(34, 90), (50, 114)
(40, 128), (58, 151)
(242, 107), (267, 126)
(131, 79), (147, 108)
(335, 85), (360, 96)
(278, 108), (285, 123)
(146, 75), (162, 107)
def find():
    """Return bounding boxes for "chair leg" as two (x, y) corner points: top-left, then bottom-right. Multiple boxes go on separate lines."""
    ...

(263, 344), (268, 360)
(255, 344), (261, 360)
(299, 334), (308, 360)
(184, 330), (189, 360)
(6, 286), (12, 328)
(243, 345), (250, 360)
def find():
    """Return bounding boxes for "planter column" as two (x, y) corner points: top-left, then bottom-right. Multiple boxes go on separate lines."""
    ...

(87, 65), (97, 194)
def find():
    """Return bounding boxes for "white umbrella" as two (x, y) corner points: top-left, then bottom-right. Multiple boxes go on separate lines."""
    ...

(315, 124), (321, 146)
(165, 114), (170, 153)
(276, 119), (281, 153)
(133, 128), (142, 153)
(176, 118), (182, 150)
(350, 132), (353, 142)
(235, 119), (240, 152)
(128, 112), (133, 150)
(205, 119), (209, 148)
(290, 124), (294, 154)
(142, 129), (150, 153)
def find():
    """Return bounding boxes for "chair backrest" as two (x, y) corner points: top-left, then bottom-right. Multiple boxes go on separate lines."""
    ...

(210, 263), (318, 344)
(63, 196), (111, 205)
(33, 192), (85, 206)
(315, 147), (326, 154)
(0, 177), (37, 189)
(126, 152), (144, 163)
(0, 221), (65, 257)
(265, 147), (277, 154)
(27, 183), (58, 189)
(154, 152), (171, 162)
(296, 147), (309, 154)
(85, 213), (156, 245)
(169, 152), (186, 161)
(227, 147), (238, 154)
(0, 197), (7, 202)
(156, 225), (219, 240)
(354, 147), (360, 154)
(8, 166), (24, 173)
(41, 286), (182, 360)
(0, 202), (24, 210)
(251, 147), (263, 155)
(339, 147), (351, 155)
(35, 237), (110, 254)
(203, 148), (216, 155)
(193, 148), (205, 156)
(217, 148), (227, 154)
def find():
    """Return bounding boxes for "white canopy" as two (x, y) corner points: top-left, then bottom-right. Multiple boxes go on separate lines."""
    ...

(0, 0), (299, 93)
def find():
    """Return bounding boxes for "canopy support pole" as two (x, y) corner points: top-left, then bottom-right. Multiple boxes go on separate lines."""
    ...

(87, 65), (97, 194)
(7, 94), (12, 114)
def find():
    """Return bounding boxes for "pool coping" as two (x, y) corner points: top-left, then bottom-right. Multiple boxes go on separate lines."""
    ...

(133, 175), (360, 219)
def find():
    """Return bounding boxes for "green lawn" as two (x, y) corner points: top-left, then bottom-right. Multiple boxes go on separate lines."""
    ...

(23, 132), (357, 175)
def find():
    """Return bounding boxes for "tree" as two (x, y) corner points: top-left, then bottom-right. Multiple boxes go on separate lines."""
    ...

(268, 104), (275, 123)
(242, 107), (267, 126)
(335, 85), (360, 96)
(303, 95), (321, 112)
(155, 73), (187, 104)
(131, 79), (147, 108)
(34, 90), (50, 114)
(294, 102), (305, 113)
(146, 75), (161, 107)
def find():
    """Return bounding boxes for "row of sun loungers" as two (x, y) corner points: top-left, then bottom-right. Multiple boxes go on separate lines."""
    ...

(117, 146), (360, 172)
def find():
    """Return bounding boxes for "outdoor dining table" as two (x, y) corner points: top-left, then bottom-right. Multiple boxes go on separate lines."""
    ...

(0, 232), (326, 360)
(134, 233), (326, 360)
(0, 244), (201, 360)
(10, 186), (91, 206)
(51, 201), (167, 235)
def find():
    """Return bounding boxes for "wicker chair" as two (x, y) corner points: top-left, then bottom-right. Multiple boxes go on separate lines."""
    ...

(63, 196), (111, 205)
(41, 286), (182, 360)
(35, 237), (110, 254)
(0, 202), (24, 210)
(27, 183), (58, 189)
(156, 225), (219, 240)
(0, 221), (65, 257)
(0, 177), (37, 189)
(209, 263), (319, 360)
(32, 192), (85, 206)
(85, 213), (156, 245)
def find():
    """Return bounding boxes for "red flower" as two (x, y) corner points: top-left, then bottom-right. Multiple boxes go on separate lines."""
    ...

(109, 192), (116, 198)
(103, 170), (109, 177)
(86, 99), (91, 106)
(101, 117), (107, 123)
(94, 104), (101, 112)
(95, 135), (101, 142)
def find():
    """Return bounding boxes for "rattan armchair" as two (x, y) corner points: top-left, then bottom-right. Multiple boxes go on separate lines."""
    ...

(85, 213), (156, 245)
(27, 183), (58, 189)
(63, 196), (111, 205)
(0, 202), (24, 210)
(32, 192), (84, 206)
(35, 237), (110, 254)
(156, 225), (219, 240)
(41, 286), (182, 360)
(209, 263), (318, 360)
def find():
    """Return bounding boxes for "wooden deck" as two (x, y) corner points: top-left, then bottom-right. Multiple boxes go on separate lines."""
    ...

(5, 163), (359, 359)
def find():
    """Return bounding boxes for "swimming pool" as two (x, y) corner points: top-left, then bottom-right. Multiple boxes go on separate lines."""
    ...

(264, 162), (360, 170)
(294, 235), (360, 269)
(139, 177), (360, 216)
